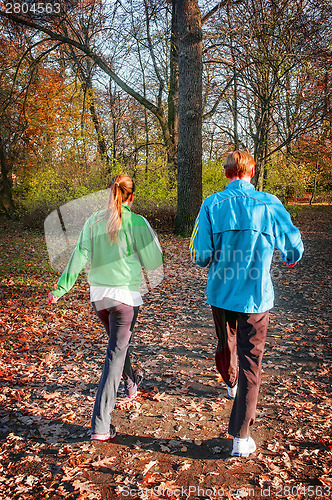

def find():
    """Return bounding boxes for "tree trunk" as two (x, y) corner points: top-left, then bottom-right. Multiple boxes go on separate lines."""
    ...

(253, 101), (270, 191)
(67, 46), (110, 170)
(109, 81), (119, 171)
(144, 108), (149, 176)
(88, 96), (110, 169)
(310, 171), (317, 205)
(0, 136), (17, 219)
(232, 66), (240, 150)
(174, 0), (203, 236)
(167, 0), (179, 185)
(229, 25), (239, 150)
(254, 155), (266, 191)
(310, 175), (317, 205)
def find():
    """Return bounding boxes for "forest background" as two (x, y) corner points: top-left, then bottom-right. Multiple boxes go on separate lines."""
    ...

(0, 3), (331, 497)
(0, 0), (331, 236)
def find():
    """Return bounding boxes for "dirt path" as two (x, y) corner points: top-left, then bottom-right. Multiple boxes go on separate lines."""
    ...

(0, 205), (331, 500)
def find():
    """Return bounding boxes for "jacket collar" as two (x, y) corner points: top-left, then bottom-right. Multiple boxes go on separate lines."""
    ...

(225, 179), (255, 190)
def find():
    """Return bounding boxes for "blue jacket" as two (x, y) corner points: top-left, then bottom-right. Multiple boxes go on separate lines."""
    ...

(190, 180), (304, 313)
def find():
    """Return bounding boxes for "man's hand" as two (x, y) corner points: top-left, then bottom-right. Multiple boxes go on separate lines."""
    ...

(48, 292), (59, 304)
(283, 261), (297, 268)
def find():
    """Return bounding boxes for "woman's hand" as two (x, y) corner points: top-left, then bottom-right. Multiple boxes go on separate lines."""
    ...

(48, 292), (59, 304)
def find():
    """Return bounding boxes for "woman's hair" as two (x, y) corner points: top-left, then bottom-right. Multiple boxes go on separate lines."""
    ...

(224, 150), (255, 178)
(107, 175), (135, 241)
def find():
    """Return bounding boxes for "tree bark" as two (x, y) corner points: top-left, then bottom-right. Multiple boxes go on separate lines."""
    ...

(0, 136), (17, 218)
(87, 88), (110, 169)
(252, 94), (271, 190)
(174, 0), (203, 236)
(310, 173), (317, 205)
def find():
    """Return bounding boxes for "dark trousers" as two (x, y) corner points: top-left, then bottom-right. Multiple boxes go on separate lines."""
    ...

(91, 299), (139, 434)
(211, 306), (269, 438)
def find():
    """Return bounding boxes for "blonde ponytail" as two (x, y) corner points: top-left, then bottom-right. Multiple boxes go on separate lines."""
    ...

(107, 175), (135, 242)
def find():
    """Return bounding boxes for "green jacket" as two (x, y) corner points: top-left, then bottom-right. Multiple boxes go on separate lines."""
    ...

(52, 205), (163, 298)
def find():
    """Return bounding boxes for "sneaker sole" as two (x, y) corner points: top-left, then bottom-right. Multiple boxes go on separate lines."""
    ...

(91, 436), (114, 442)
(91, 425), (116, 441)
(231, 449), (256, 457)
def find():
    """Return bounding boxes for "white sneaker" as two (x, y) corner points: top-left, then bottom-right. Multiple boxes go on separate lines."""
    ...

(227, 383), (238, 399)
(231, 436), (256, 457)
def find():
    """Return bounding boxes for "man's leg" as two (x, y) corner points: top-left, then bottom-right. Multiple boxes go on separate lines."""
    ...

(228, 311), (269, 439)
(91, 302), (135, 435)
(211, 307), (238, 388)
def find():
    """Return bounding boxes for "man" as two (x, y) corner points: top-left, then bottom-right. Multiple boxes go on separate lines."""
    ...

(190, 151), (303, 457)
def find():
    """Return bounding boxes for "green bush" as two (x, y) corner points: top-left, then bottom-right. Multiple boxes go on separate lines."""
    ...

(14, 162), (105, 229)
(134, 164), (177, 207)
(264, 159), (309, 203)
(15, 164), (104, 211)
(202, 160), (228, 199)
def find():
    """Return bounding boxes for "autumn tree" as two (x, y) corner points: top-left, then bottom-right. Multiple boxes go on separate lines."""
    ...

(201, 0), (332, 190)
(0, 2), (180, 206)
(0, 0), (227, 233)
(2, 0), (330, 229)
(0, 21), (111, 219)
(290, 58), (332, 202)
(68, 51), (110, 169)
(0, 25), (33, 217)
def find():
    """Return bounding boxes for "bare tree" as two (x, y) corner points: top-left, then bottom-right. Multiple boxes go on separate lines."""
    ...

(201, 0), (332, 189)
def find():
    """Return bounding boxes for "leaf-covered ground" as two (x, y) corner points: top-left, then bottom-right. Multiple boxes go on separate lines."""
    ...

(0, 205), (331, 500)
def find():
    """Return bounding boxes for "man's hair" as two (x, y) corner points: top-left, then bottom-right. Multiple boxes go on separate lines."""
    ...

(224, 151), (255, 178)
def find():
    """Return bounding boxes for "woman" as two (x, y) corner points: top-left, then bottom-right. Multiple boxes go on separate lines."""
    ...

(48, 175), (163, 441)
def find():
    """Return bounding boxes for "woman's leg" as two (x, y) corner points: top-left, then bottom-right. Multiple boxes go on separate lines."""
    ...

(122, 306), (140, 396)
(91, 302), (135, 435)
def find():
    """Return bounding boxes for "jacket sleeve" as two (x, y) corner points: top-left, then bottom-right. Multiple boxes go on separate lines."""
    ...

(51, 222), (92, 298)
(271, 198), (304, 265)
(133, 217), (163, 271)
(189, 200), (214, 267)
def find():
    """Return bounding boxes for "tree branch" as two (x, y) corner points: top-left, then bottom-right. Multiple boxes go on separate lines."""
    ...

(0, 10), (164, 122)
(0, 38), (59, 117)
(143, 0), (165, 108)
(203, 77), (234, 120)
(201, 0), (242, 25)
